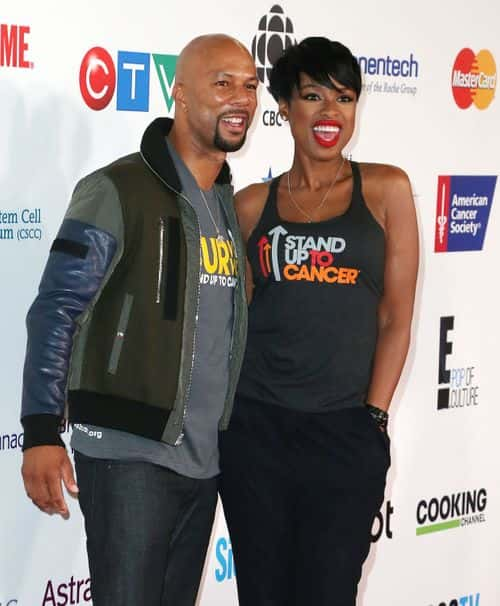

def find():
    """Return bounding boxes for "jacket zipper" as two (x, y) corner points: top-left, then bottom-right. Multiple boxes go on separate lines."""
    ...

(156, 218), (166, 304)
(140, 152), (201, 444)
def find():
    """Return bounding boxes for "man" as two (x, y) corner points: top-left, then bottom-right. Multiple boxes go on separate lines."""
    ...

(20, 34), (258, 606)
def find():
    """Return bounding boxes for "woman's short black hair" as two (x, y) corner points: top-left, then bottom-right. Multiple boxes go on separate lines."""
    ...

(269, 37), (362, 103)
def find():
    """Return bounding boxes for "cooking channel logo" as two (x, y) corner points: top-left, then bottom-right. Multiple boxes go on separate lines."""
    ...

(416, 488), (487, 536)
(452, 48), (496, 110)
(437, 316), (479, 411)
(434, 176), (496, 253)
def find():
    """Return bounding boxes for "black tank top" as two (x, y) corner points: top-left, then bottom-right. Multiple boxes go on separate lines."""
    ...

(237, 162), (385, 412)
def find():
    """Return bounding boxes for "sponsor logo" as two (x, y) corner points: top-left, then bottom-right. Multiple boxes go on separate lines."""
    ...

(428, 593), (480, 606)
(0, 207), (43, 242)
(214, 536), (235, 582)
(452, 48), (496, 110)
(358, 52), (419, 96)
(252, 5), (296, 89)
(0, 431), (23, 451)
(434, 176), (496, 252)
(416, 488), (487, 535)
(252, 5), (296, 128)
(371, 500), (394, 542)
(79, 46), (177, 112)
(0, 599), (18, 605)
(252, 6), (420, 128)
(258, 226), (359, 285)
(437, 316), (479, 411)
(42, 576), (91, 605)
(0, 24), (33, 69)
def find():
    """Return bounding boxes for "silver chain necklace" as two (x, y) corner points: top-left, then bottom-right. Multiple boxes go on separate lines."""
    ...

(286, 156), (346, 223)
(199, 188), (224, 242)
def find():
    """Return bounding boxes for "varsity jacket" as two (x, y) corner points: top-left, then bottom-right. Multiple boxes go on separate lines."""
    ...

(21, 117), (247, 449)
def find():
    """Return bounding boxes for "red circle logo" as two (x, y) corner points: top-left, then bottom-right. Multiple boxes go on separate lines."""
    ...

(79, 47), (116, 110)
(451, 48), (497, 110)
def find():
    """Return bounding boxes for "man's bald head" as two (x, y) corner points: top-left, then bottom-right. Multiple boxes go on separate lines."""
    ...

(171, 34), (258, 155)
(176, 34), (253, 84)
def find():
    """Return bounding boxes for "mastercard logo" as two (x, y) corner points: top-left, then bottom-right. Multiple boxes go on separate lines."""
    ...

(451, 48), (496, 109)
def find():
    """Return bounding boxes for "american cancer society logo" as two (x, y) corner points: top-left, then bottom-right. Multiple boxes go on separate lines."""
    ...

(434, 175), (497, 252)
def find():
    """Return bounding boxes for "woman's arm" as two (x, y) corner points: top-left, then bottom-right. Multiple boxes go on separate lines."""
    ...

(366, 166), (419, 412)
(234, 183), (269, 304)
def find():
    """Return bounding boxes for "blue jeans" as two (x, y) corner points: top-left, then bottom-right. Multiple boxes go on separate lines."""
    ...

(75, 452), (217, 606)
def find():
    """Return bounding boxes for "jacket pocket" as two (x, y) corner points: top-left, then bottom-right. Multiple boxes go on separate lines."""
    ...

(107, 293), (134, 375)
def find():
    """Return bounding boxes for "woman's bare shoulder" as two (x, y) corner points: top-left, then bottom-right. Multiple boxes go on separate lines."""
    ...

(234, 181), (272, 241)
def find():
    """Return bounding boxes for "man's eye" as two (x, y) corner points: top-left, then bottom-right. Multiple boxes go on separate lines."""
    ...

(216, 80), (229, 87)
(246, 83), (258, 90)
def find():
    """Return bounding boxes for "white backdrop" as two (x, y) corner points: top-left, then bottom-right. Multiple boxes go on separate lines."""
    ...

(1, 1), (499, 604)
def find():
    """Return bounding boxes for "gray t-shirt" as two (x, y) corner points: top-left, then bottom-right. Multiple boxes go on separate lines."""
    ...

(71, 139), (237, 478)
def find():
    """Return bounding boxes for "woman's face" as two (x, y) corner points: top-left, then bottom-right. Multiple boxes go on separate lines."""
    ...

(280, 73), (357, 160)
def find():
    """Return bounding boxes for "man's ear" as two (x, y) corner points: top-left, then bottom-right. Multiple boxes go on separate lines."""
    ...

(173, 83), (188, 113)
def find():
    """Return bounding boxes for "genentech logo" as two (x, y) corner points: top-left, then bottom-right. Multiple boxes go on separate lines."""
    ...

(79, 47), (177, 112)
(429, 593), (480, 606)
(434, 176), (496, 252)
(437, 316), (479, 411)
(416, 488), (487, 535)
(0, 24), (33, 69)
(452, 48), (496, 109)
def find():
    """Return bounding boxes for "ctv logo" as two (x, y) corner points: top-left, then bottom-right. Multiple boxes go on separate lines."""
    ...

(0, 24), (33, 69)
(434, 175), (496, 252)
(79, 46), (177, 112)
(437, 316), (479, 411)
(452, 48), (496, 109)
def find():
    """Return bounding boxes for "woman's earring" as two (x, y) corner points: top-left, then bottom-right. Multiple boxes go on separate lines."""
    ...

(280, 113), (288, 122)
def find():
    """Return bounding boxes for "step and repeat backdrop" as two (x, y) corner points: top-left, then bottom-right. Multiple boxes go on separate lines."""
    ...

(1, 1), (498, 604)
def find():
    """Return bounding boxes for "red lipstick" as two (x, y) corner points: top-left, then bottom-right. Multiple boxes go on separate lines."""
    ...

(312, 120), (341, 148)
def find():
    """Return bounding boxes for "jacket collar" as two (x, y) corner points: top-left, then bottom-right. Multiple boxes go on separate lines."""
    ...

(140, 117), (232, 191)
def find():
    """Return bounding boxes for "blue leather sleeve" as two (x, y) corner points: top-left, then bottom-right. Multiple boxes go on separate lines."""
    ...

(21, 218), (117, 419)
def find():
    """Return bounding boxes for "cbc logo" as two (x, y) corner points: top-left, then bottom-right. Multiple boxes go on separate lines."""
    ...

(451, 48), (496, 110)
(251, 5), (296, 89)
(262, 109), (284, 126)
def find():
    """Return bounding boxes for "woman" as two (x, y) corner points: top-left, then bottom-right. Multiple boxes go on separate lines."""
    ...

(219, 37), (418, 605)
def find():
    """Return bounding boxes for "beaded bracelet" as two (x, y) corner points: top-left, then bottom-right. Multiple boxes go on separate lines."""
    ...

(366, 403), (389, 432)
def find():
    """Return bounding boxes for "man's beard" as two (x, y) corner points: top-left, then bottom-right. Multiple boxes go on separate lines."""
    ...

(213, 117), (248, 152)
